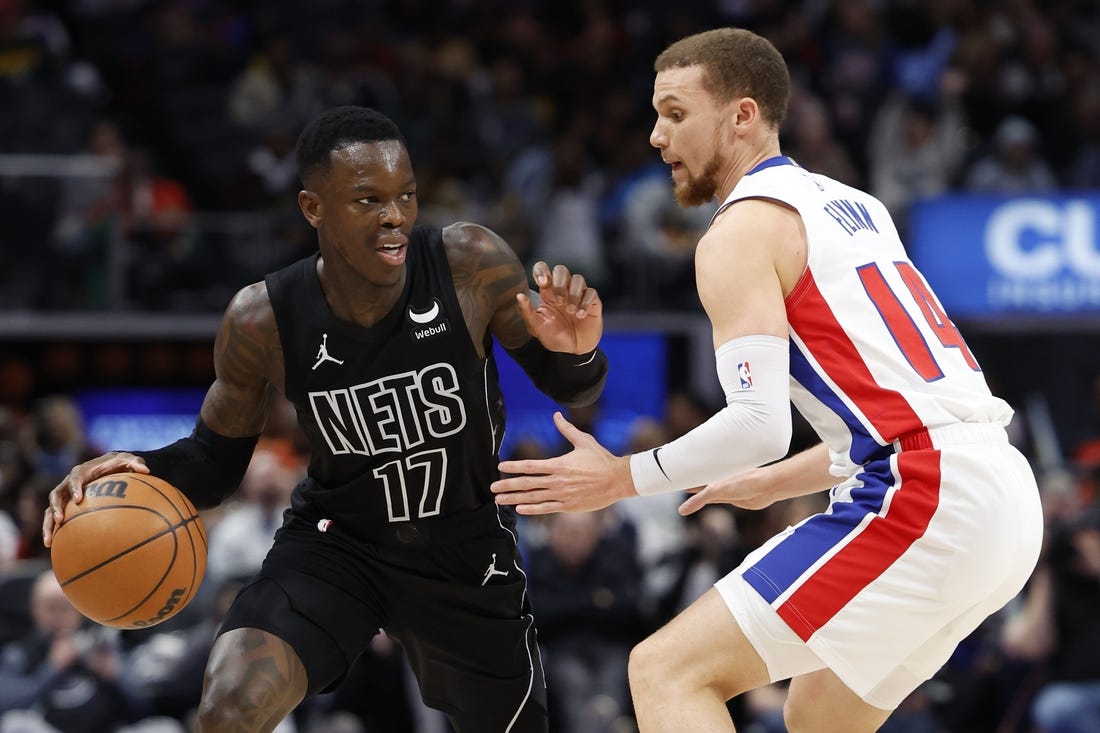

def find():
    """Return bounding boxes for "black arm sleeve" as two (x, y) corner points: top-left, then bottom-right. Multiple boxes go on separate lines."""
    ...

(505, 339), (608, 408)
(131, 419), (259, 509)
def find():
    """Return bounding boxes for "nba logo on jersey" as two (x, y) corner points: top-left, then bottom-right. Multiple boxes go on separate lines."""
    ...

(738, 361), (753, 389)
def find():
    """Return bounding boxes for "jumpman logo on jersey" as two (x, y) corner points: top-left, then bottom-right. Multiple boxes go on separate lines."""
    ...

(312, 333), (344, 371)
(481, 553), (509, 586)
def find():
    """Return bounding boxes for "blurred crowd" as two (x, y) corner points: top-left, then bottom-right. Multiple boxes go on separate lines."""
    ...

(2, 391), (1100, 733)
(0, 0), (1097, 311)
(2, 0), (1100, 731)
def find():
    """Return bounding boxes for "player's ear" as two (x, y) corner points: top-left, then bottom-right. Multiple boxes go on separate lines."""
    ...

(731, 96), (758, 132)
(298, 189), (322, 229)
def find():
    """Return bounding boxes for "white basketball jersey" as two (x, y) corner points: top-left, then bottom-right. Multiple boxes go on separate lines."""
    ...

(718, 157), (1012, 476)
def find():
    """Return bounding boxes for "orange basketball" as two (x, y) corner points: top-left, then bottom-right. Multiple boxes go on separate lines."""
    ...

(50, 472), (207, 629)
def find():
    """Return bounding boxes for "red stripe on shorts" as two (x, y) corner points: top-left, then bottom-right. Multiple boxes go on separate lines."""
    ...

(775, 449), (942, 641)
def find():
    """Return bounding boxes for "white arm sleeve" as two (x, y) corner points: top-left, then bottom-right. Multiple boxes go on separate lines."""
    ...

(630, 335), (791, 496)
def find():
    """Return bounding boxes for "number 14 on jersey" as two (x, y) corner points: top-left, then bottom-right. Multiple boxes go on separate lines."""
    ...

(858, 261), (980, 382)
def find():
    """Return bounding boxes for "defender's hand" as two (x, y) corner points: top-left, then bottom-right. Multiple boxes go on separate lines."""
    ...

(492, 412), (633, 514)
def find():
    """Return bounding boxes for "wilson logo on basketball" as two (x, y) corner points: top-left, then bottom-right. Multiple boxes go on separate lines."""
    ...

(132, 587), (186, 627)
(85, 480), (128, 499)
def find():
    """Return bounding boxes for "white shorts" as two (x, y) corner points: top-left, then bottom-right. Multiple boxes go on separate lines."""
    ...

(715, 424), (1043, 710)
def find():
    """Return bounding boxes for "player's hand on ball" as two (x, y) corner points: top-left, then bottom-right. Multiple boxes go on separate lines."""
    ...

(49, 471), (206, 629)
(43, 451), (150, 547)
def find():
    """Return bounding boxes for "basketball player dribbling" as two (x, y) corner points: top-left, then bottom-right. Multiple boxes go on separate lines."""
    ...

(44, 106), (609, 733)
(492, 28), (1044, 732)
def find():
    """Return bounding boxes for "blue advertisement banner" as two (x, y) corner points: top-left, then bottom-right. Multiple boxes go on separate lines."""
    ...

(909, 194), (1100, 318)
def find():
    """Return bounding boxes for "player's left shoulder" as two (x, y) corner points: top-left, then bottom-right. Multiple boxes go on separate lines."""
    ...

(441, 221), (505, 255)
(441, 221), (525, 281)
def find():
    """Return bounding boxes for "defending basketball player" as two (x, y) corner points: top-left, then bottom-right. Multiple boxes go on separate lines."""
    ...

(43, 106), (607, 732)
(491, 28), (1044, 732)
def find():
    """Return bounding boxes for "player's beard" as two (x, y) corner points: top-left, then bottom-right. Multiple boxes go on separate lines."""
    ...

(673, 154), (722, 208)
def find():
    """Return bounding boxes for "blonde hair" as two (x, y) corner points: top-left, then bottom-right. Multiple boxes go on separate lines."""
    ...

(655, 28), (790, 128)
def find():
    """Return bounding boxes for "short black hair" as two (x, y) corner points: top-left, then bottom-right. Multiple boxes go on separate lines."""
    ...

(295, 106), (406, 186)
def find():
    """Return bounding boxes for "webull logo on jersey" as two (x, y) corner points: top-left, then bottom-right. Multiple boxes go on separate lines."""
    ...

(308, 363), (467, 456)
(984, 198), (1100, 311)
(407, 298), (450, 342)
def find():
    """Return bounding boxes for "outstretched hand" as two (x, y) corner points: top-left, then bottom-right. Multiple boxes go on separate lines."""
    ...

(42, 452), (149, 547)
(517, 262), (603, 355)
(492, 411), (634, 515)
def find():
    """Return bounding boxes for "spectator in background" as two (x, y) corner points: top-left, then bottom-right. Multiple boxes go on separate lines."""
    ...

(817, 0), (894, 174)
(964, 115), (1058, 194)
(613, 122), (714, 310)
(1070, 438), (1100, 509)
(240, 119), (302, 209)
(112, 148), (192, 240)
(991, 11), (1070, 167)
(527, 510), (646, 733)
(615, 416), (683, 574)
(1066, 81), (1100, 189)
(205, 447), (298, 585)
(661, 390), (714, 445)
(0, 571), (135, 733)
(11, 475), (55, 562)
(124, 576), (256, 729)
(23, 396), (97, 480)
(530, 128), (609, 291)
(1001, 495), (1100, 733)
(0, 406), (30, 515)
(784, 85), (860, 188)
(0, 509), (17, 571)
(226, 35), (325, 134)
(868, 72), (968, 232)
(469, 53), (548, 191)
(48, 118), (126, 309)
(112, 148), (198, 309)
(653, 505), (741, 622)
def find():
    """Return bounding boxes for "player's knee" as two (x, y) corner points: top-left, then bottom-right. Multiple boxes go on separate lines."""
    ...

(783, 678), (821, 733)
(196, 635), (305, 732)
(629, 634), (707, 697)
(196, 662), (248, 729)
(783, 679), (831, 733)
(630, 633), (745, 703)
(782, 697), (806, 733)
(195, 685), (239, 731)
(628, 635), (666, 695)
(196, 669), (286, 732)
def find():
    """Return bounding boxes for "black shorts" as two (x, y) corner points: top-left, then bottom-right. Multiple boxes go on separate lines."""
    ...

(218, 503), (547, 732)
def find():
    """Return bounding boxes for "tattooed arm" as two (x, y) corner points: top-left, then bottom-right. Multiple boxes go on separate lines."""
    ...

(442, 221), (606, 407)
(442, 221), (532, 356)
(199, 282), (284, 437)
(441, 221), (603, 356)
(44, 284), (284, 542)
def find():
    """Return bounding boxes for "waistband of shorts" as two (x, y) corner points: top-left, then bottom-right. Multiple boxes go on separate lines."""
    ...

(330, 501), (508, 548)
(892, 423), (1008, 452)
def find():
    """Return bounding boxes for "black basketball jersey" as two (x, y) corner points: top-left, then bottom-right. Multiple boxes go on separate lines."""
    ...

(264, 225), (507, 540)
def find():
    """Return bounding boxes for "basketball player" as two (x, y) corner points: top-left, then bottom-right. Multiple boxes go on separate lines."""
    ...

(491, 28), (1043, 732)
(43, 106), (609, 732)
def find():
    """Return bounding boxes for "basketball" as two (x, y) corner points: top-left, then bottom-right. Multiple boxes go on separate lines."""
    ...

(50, 472), (207, 629)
